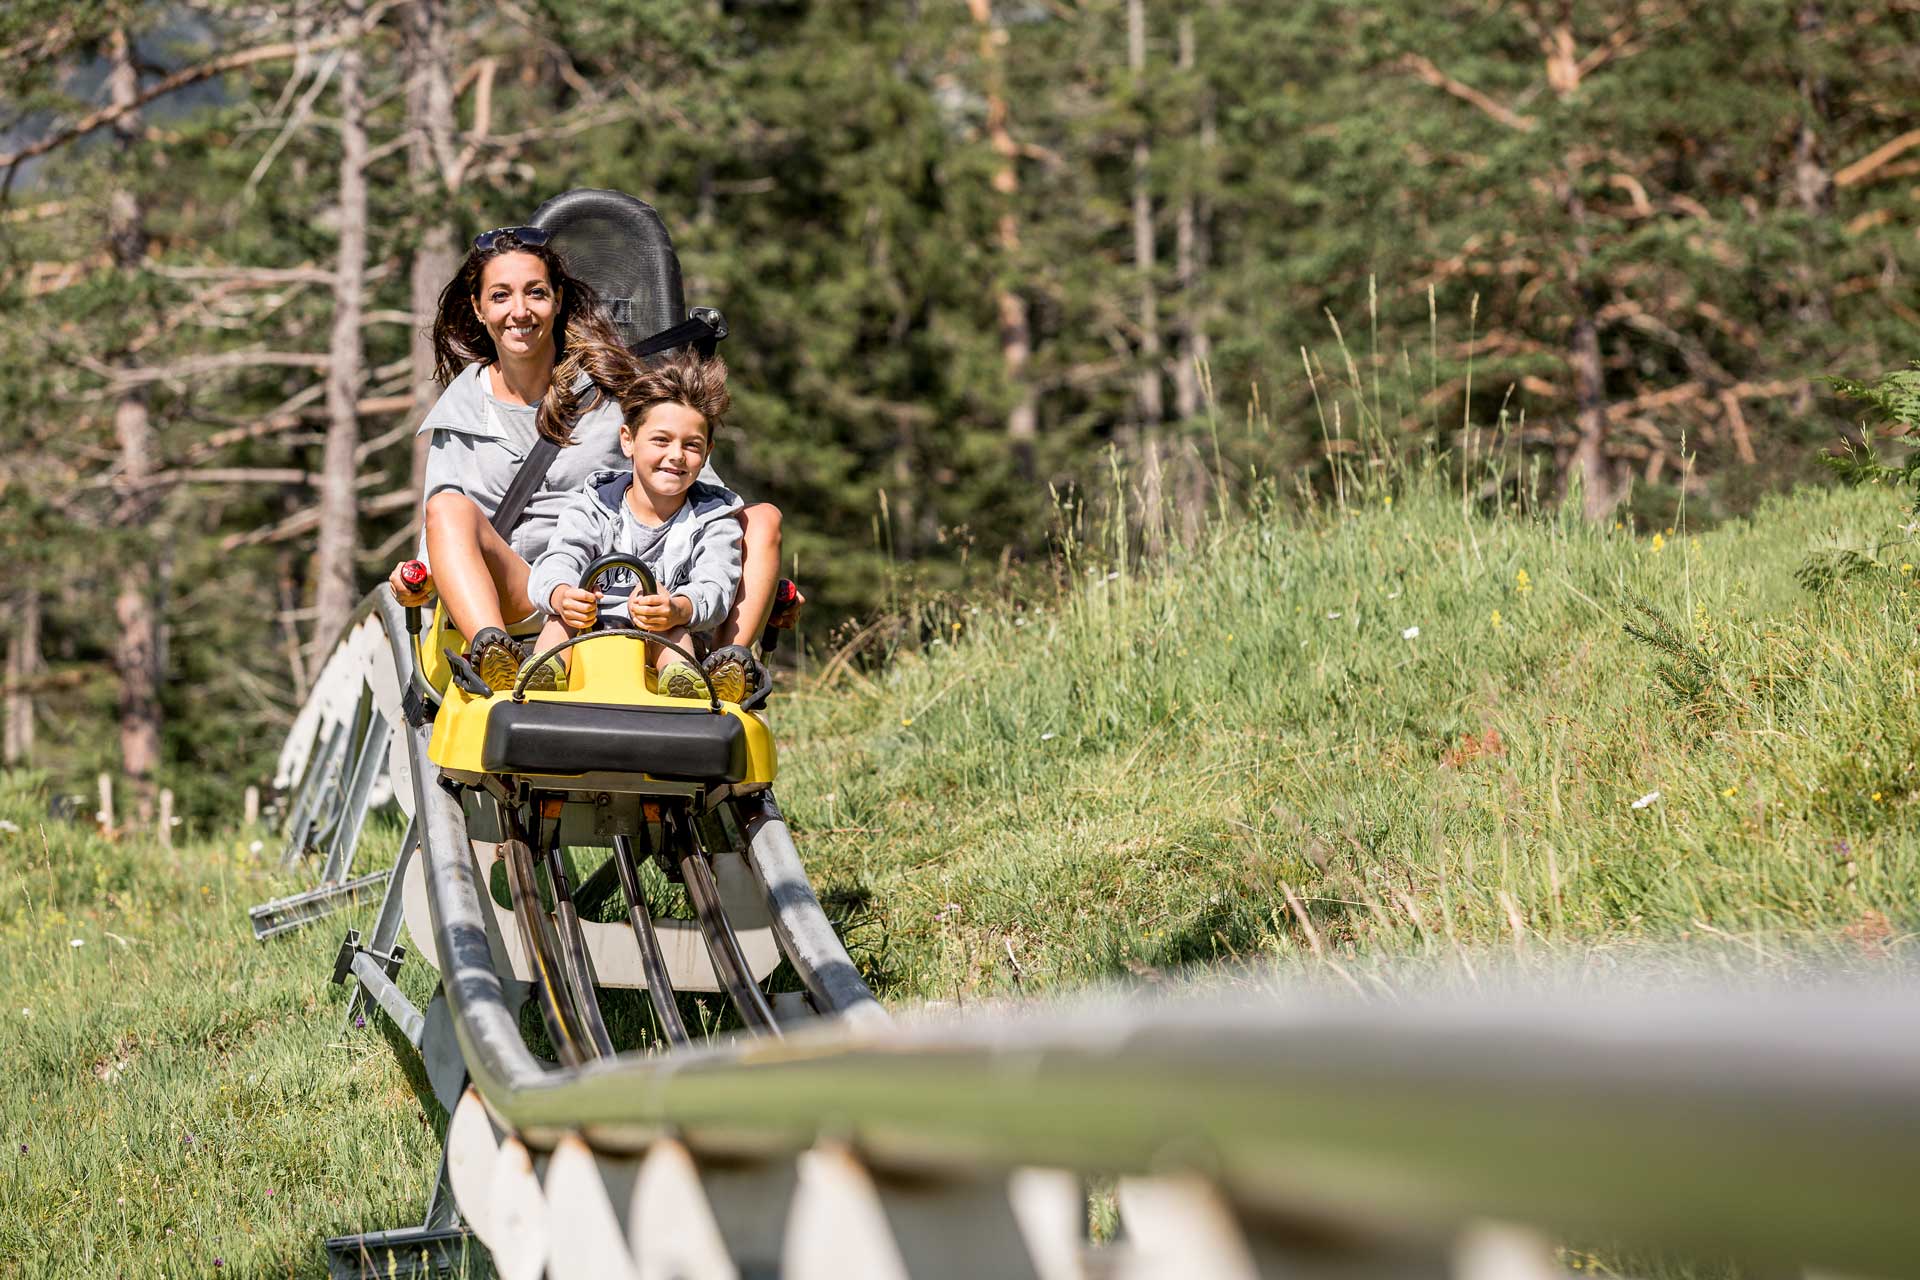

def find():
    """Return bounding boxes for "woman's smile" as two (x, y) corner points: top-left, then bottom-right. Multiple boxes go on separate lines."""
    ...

(472, 251), (558, 364)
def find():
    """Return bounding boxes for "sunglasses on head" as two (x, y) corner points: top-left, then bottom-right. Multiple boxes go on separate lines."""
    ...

(473, 225), (551, 252)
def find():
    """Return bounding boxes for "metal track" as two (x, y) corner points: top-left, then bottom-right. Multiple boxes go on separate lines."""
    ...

(305, 591), (1920, 1279)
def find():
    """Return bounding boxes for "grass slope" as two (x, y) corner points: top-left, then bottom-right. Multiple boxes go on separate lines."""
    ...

(778, 472), (1916, 1000)
(3, 472), (1915, 1273)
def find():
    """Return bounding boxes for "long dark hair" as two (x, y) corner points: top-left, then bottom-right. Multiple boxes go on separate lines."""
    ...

(430, 232), (635, 445)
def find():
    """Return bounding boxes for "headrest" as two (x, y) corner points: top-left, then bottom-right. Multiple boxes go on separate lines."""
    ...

(529, 189), (686, 350)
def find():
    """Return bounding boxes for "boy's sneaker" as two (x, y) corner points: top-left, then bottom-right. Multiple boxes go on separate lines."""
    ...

(658, 660), (706, 700)
(701, 645), (764, 704)
(516, 653), (565, 693)
(468, 628), (525, 693)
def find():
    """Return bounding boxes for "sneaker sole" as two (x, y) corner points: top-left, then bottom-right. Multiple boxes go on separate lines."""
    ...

(477, 646), (522, 692)
(702, 658), (746, 703)
(661, 667), (705, 699)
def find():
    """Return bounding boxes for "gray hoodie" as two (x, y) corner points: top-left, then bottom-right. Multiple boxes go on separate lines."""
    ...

(417, 363), (724, 564)
(526, 468), (745, 633)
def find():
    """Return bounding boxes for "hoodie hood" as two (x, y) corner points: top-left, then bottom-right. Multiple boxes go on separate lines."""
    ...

(581, 467), (743, 524)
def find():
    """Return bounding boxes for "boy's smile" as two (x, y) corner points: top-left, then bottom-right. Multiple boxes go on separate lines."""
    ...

(621, 402), (711, 522)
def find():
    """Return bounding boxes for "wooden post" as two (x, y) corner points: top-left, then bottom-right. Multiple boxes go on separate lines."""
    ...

(243, 785), (260, 826)
(97, 773), (115, 835)
(157, 788), (174, 848)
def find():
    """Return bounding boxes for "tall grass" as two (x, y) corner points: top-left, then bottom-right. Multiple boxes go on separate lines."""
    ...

(4, 370), (1916, 1271)
(0, 804), (463, 1276)
(778, 460), (1916, 1002)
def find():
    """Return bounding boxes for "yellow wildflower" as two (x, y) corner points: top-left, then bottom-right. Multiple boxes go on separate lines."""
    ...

(1515, 568), (1532, 595)
(1650, 532), (1666, 553)
(1723, 786), (1737, 797)
(1491, 610), (1503, 630)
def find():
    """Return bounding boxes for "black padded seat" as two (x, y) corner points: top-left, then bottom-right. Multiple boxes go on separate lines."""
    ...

(481, 700), (747, 782)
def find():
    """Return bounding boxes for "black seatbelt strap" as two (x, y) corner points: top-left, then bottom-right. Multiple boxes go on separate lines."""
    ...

(490, 435), (560, 537)
(631, 312), (724, 359)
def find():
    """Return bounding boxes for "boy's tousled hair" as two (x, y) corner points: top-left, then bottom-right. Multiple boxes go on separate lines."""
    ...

(619, 351), (731, 436)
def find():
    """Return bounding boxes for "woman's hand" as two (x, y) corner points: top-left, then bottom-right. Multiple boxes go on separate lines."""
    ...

(389, 561), (435, 606)
(769, 582), (806, 631)
(632, 592), (691, 632)
(548, 585), (601, 631)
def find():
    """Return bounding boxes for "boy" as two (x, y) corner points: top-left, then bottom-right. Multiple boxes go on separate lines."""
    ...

(523, 352), (751, 700)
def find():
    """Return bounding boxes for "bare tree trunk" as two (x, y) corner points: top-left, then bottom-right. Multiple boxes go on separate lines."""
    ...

(1172, 9), (1213, 421)
(1129, 0), (1162, 426)
(1542, 21), (1617, 519)
(405, 0), (459, 496)
(4, 592), (39, 767)
(965, 0), (1039, 470)
(1789, 0), (1832, 413)
(108, 27), (163, 817)
(1568, 273), (1615, 520)
(1791, 1), (1832, 222)
(312, 0), (369, 656)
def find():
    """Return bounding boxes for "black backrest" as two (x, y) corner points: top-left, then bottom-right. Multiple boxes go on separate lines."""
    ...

(529, 189), (686, 350)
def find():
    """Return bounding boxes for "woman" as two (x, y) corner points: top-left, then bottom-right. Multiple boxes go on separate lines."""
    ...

(388, 226), (793, 690)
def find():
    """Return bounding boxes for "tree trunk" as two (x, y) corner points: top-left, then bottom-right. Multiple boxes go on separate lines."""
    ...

(4, 591), (39, 767)
(108, 27), (163, 816)
(1568, 276), (1615, 520)
(405, 0), (459, 497)
(312, 0), (369, 656)
(1129, 0), (1162, 426)
(965, 0), (1039, 469)
(1543, 22), (1617, 519)
(1789, 0), (1832, 414)
(1172, 9), (1213, 421)
(1791, 1), (1832, 221)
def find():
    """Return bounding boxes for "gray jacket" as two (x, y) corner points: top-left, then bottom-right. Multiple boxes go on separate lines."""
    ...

(526, 468), (745, 633)
(416, 363), (724, 564)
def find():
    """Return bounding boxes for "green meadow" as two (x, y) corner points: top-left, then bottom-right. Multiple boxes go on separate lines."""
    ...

(4, 468), (1915, 1274)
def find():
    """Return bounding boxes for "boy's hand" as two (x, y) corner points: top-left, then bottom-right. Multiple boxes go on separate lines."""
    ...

(548, 584), (601, 630)
(632, 592), (691, 631)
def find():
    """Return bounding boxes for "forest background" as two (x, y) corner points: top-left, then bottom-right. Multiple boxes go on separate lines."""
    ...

(1, 0), (1916, 820)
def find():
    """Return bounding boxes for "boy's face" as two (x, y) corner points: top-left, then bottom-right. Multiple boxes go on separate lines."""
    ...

(621, 402), (710, 501)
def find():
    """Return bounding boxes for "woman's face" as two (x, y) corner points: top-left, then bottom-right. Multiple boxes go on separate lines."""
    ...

(471, 251), (560, 363)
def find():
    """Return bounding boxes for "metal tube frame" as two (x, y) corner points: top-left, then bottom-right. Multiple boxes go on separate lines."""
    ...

(613, 830), (690, 1047)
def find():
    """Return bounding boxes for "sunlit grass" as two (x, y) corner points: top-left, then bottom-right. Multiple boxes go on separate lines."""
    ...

(0, 810), (461, 1277)
(4, 464), (1916, 1272)
(778, 467), (1917, 1002)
